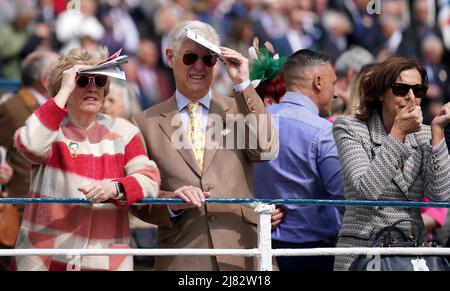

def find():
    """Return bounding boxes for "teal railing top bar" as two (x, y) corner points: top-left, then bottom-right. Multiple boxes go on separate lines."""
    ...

(0, 79), (21, 92)
(1, 197), (450, 208)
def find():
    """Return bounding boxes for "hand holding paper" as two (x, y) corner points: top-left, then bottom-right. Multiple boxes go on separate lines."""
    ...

(185, 29), (224, 63)
(80, 49), (128, 80)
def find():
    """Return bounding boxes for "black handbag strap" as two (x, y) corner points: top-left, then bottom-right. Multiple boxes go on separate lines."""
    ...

(372, 219), (428, 247)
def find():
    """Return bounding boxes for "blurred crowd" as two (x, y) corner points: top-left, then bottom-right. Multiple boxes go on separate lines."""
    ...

(0, 0), (450, 113)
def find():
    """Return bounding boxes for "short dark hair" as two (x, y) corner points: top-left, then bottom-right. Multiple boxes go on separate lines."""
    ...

(282, 49), (331, 87)
(356, 57), (428, 121)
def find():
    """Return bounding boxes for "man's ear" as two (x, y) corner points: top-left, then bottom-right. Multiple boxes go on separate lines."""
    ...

(166, 49), (174, 68)
(313, 75), (322, 91)
(263, 96), (277, 107)
(39, 75), (46, 88)
(39, 75), (49, 95)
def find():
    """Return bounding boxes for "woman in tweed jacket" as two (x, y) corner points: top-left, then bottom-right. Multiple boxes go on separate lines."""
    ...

(333, 57), (450, 271)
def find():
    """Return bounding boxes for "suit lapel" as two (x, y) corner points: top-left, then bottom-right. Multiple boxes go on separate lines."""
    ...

(401, 133), (420, 191)
(389, 127), (419, 197)
(366, 112), (384, 159)
(158, 97), (202, 177)
(368, 113), (412, 195)
(202, 93), (230, 174)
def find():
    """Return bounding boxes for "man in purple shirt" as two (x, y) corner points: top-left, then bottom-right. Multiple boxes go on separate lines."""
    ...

(254, 49), (344, 271)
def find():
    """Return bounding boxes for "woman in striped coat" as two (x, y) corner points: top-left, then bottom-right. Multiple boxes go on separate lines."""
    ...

(333, 57), (450, 271)
(11, 48), (160, 271)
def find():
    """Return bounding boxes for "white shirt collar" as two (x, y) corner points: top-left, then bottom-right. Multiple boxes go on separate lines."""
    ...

(175, 90), (212, 111)
(28, 87), (48, 106)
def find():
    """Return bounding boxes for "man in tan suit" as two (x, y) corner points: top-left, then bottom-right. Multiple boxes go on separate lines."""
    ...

(0, 50), (59, 205)
(132, 21), (279, 271)
(0, 50), (58, 270)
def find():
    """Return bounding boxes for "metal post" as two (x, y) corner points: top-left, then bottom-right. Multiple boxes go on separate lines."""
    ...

(252, 203), (275, 271)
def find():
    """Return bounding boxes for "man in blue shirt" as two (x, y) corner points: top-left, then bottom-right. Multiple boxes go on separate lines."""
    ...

(254, 49), (344, 271)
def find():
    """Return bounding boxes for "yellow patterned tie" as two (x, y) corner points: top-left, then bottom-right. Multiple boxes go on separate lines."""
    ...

(187, 101), (205, 171)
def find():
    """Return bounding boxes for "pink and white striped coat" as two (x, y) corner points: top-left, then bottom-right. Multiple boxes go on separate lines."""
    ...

(11, 99), (160, 271)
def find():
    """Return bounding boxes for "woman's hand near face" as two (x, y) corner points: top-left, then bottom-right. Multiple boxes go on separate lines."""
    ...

(390, 103), (423, 142)
(54, 64), (91, 109)
(430, 102), (450, 145)
(431, 102), (450, 129)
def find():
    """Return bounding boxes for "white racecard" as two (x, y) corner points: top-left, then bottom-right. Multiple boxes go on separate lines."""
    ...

(80, 49), (128, 80)
(185, 28), (224, 63)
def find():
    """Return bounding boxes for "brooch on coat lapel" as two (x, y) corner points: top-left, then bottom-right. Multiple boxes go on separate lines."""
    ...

(68, 141), (79, 158)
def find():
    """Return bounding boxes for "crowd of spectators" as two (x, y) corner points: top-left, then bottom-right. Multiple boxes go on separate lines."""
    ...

(1, 0), (450, 112)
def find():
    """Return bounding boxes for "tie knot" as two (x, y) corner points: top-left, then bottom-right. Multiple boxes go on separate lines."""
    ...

(188, 101), (200, 117)
(188, 101), (199, 113)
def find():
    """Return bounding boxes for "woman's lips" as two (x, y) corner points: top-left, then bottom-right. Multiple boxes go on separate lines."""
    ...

(83, 96), (98, 101)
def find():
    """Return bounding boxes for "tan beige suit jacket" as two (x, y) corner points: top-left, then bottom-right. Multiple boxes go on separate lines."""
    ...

(0, 87), (40, 198)
(132, 85), (278, 270)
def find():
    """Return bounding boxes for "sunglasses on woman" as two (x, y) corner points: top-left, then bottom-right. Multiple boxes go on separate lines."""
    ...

(391, 83), (428, 99)
(183, 53), (217, 67)
(76, 75), (108, 88)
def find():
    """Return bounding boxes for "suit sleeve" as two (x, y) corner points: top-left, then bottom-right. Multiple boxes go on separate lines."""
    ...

(233, 85), (279, 161)
(0, 102), (15, 149)
(423, 138), (450, 201)
(130, 190), (178, 227)
(332, 116), (412, 200)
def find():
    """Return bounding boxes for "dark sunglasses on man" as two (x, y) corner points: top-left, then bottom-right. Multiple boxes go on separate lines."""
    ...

(391, 83), (428, 99)
(76, 75), (108, 88)
(182, 53), (217, 67)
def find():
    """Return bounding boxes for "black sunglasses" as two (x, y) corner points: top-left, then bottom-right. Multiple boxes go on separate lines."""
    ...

(76, 75), (108, 88)
(182, 53), (217, 67)
(391, 83), (428, 99)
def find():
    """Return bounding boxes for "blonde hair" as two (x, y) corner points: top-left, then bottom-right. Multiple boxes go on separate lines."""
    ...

(47, 48), (111, 97)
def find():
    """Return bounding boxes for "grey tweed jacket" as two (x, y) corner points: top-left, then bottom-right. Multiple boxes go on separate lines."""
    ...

(332, 112), (450, 271)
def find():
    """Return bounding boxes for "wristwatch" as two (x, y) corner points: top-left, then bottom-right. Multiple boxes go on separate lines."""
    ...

(113, 181), (125, 200)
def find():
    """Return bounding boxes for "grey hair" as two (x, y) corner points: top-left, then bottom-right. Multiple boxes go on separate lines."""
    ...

(167, 20), (220, 54)
(21, 51), (59, 87)
(421, 34), (443, 53)
(108, 80), (142, 120)
(335, 46), (374, 77)
(322, 10), (352, 35)
(10, 2), (35, 20)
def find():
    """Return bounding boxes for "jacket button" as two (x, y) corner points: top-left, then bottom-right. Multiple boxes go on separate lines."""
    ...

(209, 215), (215, 222)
